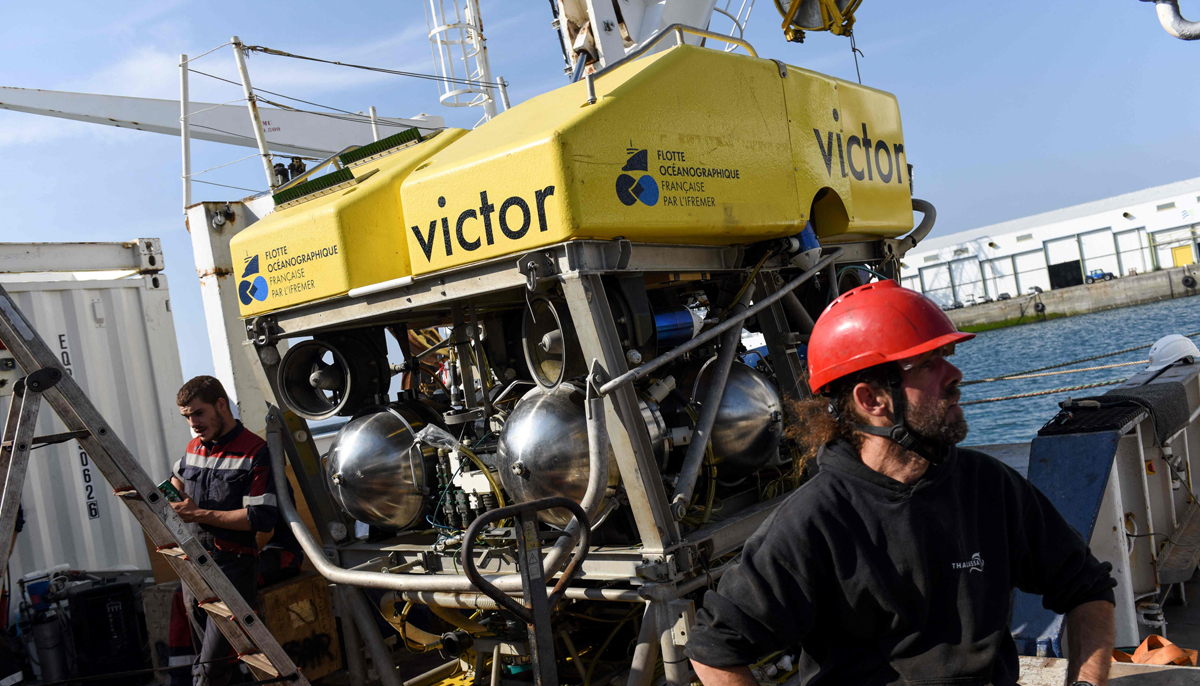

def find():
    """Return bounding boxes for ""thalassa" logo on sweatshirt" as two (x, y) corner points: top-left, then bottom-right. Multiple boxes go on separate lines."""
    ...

(951, 552), (985, 573)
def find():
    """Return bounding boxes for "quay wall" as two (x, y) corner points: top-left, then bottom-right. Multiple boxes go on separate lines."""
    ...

(947, 265), (1200, 332)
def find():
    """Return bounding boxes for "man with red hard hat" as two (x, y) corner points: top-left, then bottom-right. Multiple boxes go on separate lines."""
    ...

(686, 281), (1116, 686)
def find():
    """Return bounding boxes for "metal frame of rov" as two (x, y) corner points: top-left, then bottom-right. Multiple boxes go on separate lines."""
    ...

(238, 235), (883, 683)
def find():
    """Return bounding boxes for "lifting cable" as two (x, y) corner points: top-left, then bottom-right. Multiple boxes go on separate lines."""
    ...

(242, 44), (505, 91)
(967, 359), (1148, 383)
(180, 42), (233, 66)
(188, 68), (426, 131)
(191, 179), (262, 193)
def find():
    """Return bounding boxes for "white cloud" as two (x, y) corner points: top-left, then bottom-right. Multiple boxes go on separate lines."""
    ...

(97, 0), (190, 38)
(64, 46), (184, 100)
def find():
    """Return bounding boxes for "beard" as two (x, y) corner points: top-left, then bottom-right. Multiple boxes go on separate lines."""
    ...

(905, 387), (969, 450)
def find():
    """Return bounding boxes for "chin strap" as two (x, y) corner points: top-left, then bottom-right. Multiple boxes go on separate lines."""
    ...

(830, 369), (945, 466)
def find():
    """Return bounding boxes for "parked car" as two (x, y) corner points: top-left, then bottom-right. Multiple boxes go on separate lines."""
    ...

(997, 292), (1011, 301)
(1028, 286), (1044, 294)
(978, 295), (994, 304)
(950, 301), (964, 309)
(1085, 270), (1115, 284)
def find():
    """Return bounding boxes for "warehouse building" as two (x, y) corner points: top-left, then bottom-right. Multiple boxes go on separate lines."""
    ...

(900, 177), (1200, 307)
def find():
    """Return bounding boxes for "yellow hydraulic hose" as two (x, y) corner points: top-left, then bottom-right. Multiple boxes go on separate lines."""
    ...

(378, 592), (441, 650)
(428, 603), (489, 634)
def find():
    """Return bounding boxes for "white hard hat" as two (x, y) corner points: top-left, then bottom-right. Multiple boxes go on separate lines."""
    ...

(1146, 334), (1200, 371)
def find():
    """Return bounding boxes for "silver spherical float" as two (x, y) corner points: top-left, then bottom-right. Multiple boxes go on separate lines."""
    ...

(687, 361), (784, 479)
(324, 402), (442, 531)
(496, 383), (666, 527)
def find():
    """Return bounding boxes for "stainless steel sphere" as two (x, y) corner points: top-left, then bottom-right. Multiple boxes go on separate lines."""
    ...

(691, 361), (783, 478)
(325, 403), (437, 531)
(496, 383), (665, 527)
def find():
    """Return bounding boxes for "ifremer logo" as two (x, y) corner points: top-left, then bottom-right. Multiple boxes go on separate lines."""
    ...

(238, 255), (269, 306)
(616, 148), (659, 206)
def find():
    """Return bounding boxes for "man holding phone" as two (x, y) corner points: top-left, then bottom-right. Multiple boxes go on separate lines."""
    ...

(168, 376), (279, 686)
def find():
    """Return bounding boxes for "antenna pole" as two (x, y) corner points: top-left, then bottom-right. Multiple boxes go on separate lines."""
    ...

(180, 54), (191, 213)
(495, 77), (510, 111)
(369, 106), (380, 141)
(231, 36), (277, 189)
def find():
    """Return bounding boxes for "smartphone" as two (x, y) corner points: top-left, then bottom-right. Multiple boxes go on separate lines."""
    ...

(157, 479), (183, 503)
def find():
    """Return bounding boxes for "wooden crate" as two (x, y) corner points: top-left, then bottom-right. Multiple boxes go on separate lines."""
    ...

(256, 571), (342, 682)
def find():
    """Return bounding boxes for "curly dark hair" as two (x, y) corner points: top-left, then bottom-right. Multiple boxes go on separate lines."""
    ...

(785, 364), (893, 471)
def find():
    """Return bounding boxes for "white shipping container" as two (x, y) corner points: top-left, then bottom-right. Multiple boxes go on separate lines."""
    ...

(0, 274), (189, 586)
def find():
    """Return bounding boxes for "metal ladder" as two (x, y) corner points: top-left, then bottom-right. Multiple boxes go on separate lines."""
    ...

(0, 283), (308, 685)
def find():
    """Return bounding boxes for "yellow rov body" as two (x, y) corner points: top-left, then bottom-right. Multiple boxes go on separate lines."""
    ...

(231, 44), (913, 317)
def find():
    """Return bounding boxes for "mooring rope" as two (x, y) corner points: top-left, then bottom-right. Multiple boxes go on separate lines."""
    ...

(960, 330), (1200, 386)
(966, 359), (1148, 383)
(961, 378), (1128, 406)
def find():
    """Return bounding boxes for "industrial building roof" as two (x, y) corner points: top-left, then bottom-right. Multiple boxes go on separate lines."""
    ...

(916, 176), (1200, 254)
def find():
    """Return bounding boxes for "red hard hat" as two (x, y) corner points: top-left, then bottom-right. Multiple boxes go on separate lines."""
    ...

(806, 280), (974, 393)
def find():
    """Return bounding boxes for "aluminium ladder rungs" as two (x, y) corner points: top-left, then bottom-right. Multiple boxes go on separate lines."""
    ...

(201, 599), (235, 619)
(241, 651), (282, 676)
(0, 284), (309, 685)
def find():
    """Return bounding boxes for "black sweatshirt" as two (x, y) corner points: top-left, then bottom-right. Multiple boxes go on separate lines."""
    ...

(685, 439), (1115, 685)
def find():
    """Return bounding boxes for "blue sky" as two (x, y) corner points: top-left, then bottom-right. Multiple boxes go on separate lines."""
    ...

(2, 1), (1197, 381)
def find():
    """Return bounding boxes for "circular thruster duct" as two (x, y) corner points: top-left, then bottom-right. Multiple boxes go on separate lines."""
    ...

(521, 296), (584, 390)
(277, 337), (383, 420)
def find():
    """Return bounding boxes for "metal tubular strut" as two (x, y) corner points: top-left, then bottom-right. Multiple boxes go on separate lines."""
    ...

(670, 283), (756, 519)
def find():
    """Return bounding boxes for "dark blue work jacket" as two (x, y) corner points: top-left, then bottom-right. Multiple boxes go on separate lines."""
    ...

(172, 422), (279, 555)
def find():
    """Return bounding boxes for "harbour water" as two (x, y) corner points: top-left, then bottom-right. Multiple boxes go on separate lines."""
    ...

(958, 295), (1200, 446)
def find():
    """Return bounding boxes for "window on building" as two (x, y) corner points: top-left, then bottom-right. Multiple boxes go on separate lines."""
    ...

(1016, 233), (1033, 242)
(1158, 202), (1176, 211)
(923, 255), (939, 263)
